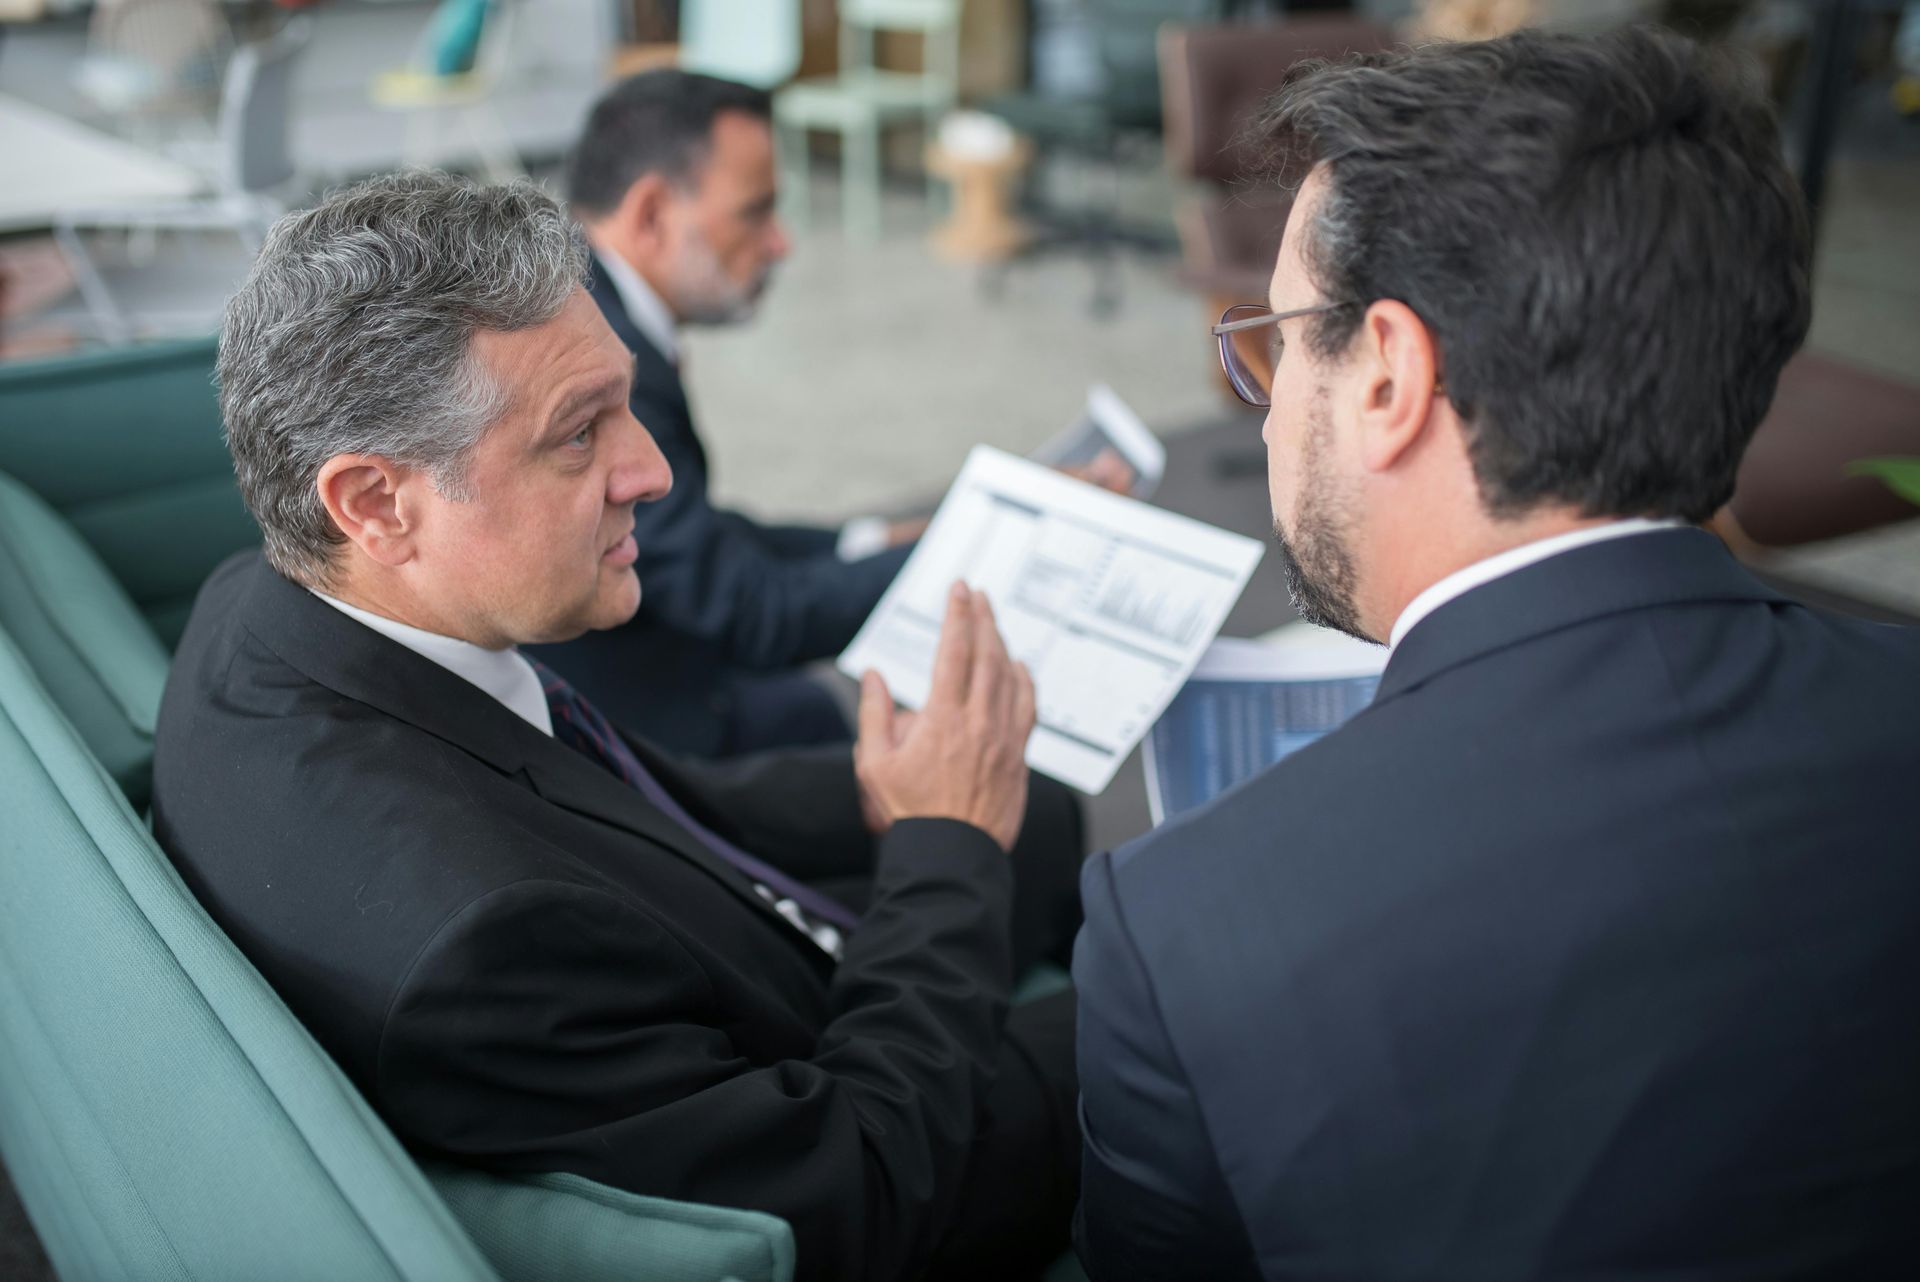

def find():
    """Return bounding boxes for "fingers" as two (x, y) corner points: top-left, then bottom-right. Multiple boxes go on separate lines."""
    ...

(857, 669), (894, 751)
(1089, 449), (1136, 493)
(927, 580), (977, 709)
(969, 590), (1013, 715)
(1011, 660), (1037, 741)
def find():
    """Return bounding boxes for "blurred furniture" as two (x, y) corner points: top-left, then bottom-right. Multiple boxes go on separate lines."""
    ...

(0, 238), (80, 361)
(1159, 17), (1392, 387)
(774, 0), (962, 243)
(927, 133), (1034, 259)
(980, 0), (1208, 316)
(371, 0), (524, 183)
(54, 18), (309, 343)
(1726, 352), (1920, 547)
(0, 94), (199, 235)
(679, 0), (803, 88)
(0, 337), (256, 647)
(70, 0), (230, 142)
(0, 578), (503, 1282)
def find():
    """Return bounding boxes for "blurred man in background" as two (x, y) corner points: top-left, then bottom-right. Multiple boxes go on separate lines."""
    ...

(530, 71), (903, 757)
(536, 70), (1130, 758)
(1074, 28), (1920, 1280)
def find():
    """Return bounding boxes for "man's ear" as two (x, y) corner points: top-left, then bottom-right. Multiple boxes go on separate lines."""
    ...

(315, 454), (419, 568)
(613, 172), (677, 257)
(1352, 299), (1443, 475)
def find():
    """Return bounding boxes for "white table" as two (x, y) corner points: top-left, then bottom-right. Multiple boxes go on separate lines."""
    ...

(0, 92), (199, 233)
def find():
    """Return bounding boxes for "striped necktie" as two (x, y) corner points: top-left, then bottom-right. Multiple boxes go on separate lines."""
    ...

(528, 659), (859, 937)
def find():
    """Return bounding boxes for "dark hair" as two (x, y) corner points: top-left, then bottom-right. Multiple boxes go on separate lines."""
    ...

(567, 70), (773, 216)
(1259, 26), (1811, 523)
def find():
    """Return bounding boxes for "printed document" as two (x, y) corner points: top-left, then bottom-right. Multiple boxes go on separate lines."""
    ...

(1143, 626), (1386, 824)
(839, 446), (1264, 794)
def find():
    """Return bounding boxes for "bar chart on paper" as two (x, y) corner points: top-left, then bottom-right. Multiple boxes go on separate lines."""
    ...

(839, 447), (1264, 793)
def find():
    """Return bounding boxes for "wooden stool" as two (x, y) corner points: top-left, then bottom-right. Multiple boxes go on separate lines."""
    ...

(925, 139), (1032, 262)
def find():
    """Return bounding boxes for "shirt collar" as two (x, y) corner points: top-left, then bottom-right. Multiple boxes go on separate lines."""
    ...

(1389, 518), (1687, 650)
(591, 244), (679, 364)
(306, 589), (554, 736)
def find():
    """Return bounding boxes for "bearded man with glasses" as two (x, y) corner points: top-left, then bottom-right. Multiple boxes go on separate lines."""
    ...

(1071, 27), (1920, 1281)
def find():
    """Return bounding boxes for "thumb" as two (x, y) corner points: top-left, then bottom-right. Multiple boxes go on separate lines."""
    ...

(857, 670), (895, 752)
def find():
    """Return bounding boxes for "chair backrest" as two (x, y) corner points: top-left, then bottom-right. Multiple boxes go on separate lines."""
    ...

(0, 335), (259, 648)
(411, 0), (517, 83)
(1085, 0), (1214, 130)
(680, 0), (803, 89)
(839, 0), (960, 85)
(219, 17), (310, 196)
(0, 469), (170, 809)
(0, 621), (507, 1282)
(1159, 18), (1395, 185)
(471, 0), (518, 83)
(80, 0), (231, 119)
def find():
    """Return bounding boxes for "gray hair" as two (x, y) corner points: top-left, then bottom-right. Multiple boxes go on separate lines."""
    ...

(219, 170), (589, 585)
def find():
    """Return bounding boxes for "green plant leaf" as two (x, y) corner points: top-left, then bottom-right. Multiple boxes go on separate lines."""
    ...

(1845, 457), (1920, 507)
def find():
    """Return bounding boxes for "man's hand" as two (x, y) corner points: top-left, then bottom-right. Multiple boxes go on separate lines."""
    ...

(1056, 447), (1136, 496)
(854, 582), (1037, 851)
(885, 516), (931, 548)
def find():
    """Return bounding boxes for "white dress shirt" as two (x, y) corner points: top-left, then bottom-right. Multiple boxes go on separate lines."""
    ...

(1389, 518), (1686, 650)
(310, 590), (552, 733)
(308, 588), (844, 958)
(588, 246), (889, 564)
(592, 244), (680, 366)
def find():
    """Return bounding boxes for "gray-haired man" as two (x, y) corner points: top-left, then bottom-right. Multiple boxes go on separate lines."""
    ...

(153, 172), (1084, 1282)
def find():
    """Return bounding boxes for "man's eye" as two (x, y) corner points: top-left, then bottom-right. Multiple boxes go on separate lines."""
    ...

(1269, 330), (1287, 362)
(568, 422), (594, 448)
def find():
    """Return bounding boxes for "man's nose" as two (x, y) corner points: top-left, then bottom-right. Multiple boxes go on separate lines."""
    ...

(609, 413), (673, 506)
(766, 215), (792, 262)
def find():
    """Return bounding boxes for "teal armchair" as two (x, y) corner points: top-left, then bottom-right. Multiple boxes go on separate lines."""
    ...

(0, 337), (259, 647)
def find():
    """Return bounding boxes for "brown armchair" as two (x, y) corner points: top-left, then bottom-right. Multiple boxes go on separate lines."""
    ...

(1158, 17), (1395, 370)
(1725, 353), (1920, 549)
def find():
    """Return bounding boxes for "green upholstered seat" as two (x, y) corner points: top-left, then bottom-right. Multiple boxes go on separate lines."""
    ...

(0, 622), (504, 1281)
(0, 469), (170, 809)
(0, 473), (796, 1280)
(0, 337), (260, 647)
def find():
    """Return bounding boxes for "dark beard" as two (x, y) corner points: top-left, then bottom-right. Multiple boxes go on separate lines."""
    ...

(1273, 519), (1368, 642)
(1271, 390), (1373, 643)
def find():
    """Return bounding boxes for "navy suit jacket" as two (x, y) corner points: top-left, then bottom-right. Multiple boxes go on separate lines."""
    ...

(1074, 529), (1920, 1280)
(532, 257), (912, 755)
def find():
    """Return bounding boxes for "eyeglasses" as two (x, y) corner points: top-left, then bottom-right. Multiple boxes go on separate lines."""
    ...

(1212, 302), (1357, 408)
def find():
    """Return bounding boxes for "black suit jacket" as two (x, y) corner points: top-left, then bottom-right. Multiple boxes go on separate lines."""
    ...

(1073, 529), (1920, 1280)
(531, 257), (913, 755)
(152, 553), (1020, 1282)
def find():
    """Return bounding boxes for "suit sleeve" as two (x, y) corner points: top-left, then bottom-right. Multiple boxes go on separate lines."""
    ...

(1072, 850), (1262, 1282)
(630, 386), (913, 669)
(379, 819), (1014, 1282)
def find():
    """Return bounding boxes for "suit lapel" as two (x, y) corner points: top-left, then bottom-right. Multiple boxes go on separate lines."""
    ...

(237, 560), (822, 946)
(1378, 528), (1790, 702)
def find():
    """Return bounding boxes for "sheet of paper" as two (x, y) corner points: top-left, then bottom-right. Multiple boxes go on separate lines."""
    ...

(1143, 626), (1387, 825)
(839, 446), (1264, 794)
(1028, 383), (1167, 498)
